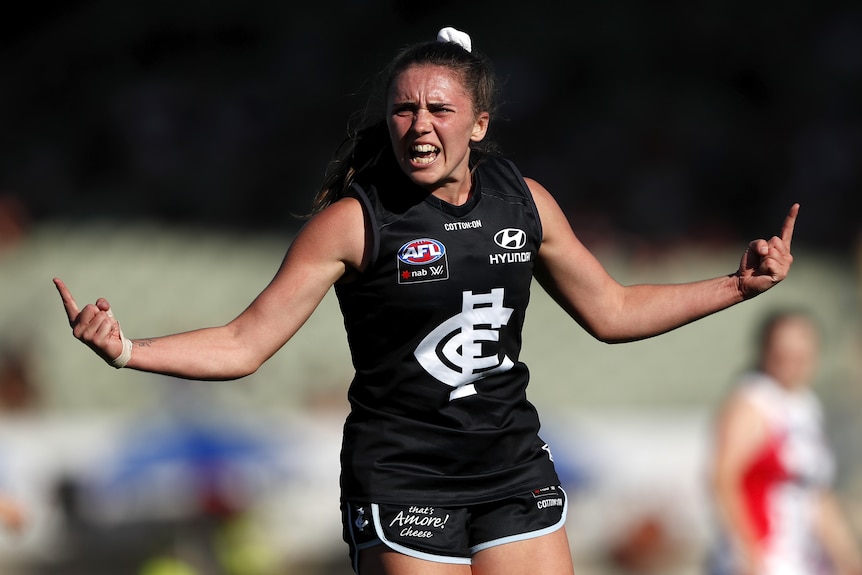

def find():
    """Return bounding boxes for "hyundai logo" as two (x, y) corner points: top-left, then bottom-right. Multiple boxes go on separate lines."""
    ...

(493, 228), (527, 250)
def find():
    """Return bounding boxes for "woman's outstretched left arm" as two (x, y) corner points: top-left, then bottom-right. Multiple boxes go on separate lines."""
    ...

(529, 177), (798, 343)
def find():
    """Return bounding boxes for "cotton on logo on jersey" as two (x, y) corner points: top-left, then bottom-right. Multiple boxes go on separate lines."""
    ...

(490, 228), (531, 265)
(414, 288), (514, 401)
(397, 238), (449, 284)
(444, 219), (482, 231)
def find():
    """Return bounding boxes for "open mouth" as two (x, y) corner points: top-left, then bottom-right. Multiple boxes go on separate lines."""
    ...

(410, 143), (440, 165)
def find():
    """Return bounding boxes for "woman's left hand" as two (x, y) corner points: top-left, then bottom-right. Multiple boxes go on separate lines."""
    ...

(736, 203), (799, 299)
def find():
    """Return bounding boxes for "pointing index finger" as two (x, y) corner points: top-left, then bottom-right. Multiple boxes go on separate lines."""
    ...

(53, 278), (81, 324)
(780, 203), (800, 247)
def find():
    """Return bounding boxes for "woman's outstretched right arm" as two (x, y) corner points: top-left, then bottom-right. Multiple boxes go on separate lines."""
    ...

(54, 197), (367, 381)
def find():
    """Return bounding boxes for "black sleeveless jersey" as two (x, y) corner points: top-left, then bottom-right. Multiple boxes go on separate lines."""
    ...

(335, 155), (560, 506)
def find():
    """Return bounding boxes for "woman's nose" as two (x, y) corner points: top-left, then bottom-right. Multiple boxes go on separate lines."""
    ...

(412, 109), (432, 133)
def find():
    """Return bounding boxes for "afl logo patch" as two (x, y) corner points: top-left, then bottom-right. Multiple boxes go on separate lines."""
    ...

(397, 238), (449, 284)
(398, 238), (445, 265)
(494, 228), (527, 250)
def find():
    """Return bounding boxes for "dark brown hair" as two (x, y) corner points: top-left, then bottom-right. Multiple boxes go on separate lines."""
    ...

(309, 36), (500, 214)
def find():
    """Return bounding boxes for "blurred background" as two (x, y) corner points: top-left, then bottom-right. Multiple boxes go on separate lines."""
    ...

(1, 1), (860, 574)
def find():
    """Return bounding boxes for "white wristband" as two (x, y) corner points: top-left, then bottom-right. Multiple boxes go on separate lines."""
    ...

(111, 335), (133, 369)
(105, 308), (133, 369)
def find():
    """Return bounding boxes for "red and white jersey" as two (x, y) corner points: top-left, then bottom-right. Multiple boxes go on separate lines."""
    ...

(734, 372), (835, 574)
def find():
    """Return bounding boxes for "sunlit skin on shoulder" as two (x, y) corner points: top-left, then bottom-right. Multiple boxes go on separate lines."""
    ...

(386, 64), (489, 206)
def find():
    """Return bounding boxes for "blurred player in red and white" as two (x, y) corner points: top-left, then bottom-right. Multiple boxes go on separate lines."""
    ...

(708, 310), (862, 575)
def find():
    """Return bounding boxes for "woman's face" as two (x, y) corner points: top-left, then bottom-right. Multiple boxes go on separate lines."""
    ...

(386, 64), (489, 200)
(761, 317), (820, 391)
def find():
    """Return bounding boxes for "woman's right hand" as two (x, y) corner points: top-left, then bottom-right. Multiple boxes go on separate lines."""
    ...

(53, 278), (126, 365)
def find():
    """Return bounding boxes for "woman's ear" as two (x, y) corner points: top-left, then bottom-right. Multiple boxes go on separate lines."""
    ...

(471, 112), (490, 142)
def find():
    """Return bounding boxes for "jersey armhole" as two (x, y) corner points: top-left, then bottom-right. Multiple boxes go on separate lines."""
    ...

(348, 182), (381, 268)
(501, 159), (544, 244)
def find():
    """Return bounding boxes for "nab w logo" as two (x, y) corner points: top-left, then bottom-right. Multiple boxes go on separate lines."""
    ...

(494, 228), (527, 250)
(414, 288), (514, 401)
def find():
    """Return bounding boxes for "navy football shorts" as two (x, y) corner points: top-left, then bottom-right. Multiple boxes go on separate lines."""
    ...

(342, 485), (567, 573)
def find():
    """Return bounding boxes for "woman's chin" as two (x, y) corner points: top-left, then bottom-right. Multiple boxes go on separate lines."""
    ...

(403, 167), (440, 188)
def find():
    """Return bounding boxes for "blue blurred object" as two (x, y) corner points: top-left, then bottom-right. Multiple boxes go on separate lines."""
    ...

(90, 412), (292, 519)
(106, 420), (278, 481)
(539, 423), (593, 492)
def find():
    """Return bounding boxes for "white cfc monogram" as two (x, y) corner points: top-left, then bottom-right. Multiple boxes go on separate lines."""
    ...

(414, 288), (515, 401)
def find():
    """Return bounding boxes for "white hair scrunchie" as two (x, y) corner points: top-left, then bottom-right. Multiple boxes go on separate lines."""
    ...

(437, 27), (472, 52)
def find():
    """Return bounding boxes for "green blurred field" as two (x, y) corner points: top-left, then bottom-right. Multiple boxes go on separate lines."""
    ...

(1, 221), (860, 573)
(3, 221), (858, 414)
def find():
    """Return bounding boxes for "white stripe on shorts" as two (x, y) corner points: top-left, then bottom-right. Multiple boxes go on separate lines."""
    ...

(469, 486), (569, 555)
(371, 503), (472, 565)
